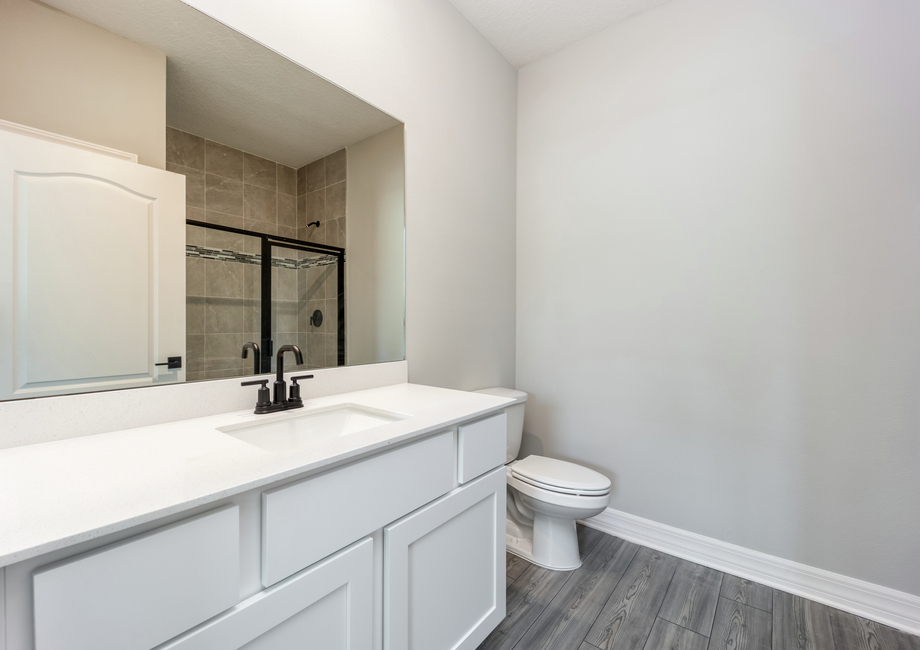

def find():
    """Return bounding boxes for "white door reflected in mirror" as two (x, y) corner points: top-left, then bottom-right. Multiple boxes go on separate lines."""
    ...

(0, 127), (186, 400)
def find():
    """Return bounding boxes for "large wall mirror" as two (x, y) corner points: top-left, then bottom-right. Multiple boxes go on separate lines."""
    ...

(0, 0), (406, 401)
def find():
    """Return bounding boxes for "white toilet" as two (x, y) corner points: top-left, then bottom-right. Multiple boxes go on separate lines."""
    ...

(475, 387), (611, 571)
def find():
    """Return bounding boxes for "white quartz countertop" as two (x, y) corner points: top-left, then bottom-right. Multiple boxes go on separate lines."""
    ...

(0, 383), (513, 567)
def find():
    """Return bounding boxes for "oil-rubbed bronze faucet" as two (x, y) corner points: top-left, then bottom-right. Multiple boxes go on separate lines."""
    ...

(241, 344), (313, 414)
(273, 345), (303, 403)
(241, 342), (260, 375)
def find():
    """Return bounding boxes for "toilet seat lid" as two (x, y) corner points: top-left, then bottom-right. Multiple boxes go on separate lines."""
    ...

(511, 456), (610, 495)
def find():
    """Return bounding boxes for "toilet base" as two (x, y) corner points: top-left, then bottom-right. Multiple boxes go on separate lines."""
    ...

(505, 513), (583, 571)
(507, 536), (583, 571)
(506, 532), (536, 564)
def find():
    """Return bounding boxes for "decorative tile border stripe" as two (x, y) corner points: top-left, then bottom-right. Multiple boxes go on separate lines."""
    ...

(186, 245), (337, 269)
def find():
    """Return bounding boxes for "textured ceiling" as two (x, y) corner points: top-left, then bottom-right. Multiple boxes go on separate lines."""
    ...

(448, 0), (674, 67)
(43, 0), (401, 168)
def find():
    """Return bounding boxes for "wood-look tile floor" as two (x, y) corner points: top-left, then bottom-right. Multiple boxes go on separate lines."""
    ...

(478, 527), (920, 650)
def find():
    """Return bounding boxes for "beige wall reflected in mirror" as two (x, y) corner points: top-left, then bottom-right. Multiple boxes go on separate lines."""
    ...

(0, 0), (406, 401)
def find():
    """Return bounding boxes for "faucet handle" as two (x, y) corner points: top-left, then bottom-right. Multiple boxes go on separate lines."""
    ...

(241, 379), (271, 411)
(288, 374), (314, 404)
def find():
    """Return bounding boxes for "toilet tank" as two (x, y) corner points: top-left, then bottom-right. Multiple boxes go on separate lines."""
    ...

(473, 387), (528, 463)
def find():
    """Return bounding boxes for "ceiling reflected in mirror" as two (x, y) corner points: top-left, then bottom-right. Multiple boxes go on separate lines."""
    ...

(43, 0), (401, 167)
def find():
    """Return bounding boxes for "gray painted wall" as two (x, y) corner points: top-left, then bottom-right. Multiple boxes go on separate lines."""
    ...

(187, 0), (518, 392)
(517, 0), (920, 596)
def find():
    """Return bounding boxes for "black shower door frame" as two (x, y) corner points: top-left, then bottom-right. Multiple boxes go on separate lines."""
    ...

(187, 219), (345, 371)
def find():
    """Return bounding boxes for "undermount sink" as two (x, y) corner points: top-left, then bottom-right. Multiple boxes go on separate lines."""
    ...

(219, 404), (409, 453)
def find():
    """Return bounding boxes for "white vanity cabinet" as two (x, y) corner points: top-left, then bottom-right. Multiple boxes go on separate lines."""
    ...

(385, 466), (506, 650)
(8, 409), (510, 650)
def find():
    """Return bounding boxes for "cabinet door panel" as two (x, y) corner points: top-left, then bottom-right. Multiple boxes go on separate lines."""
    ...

(385, 467), (505, 650)
(33, 506), (239, 650)
(160, 537), (373, 650)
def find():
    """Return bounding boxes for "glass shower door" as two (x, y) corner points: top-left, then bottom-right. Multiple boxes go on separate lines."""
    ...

(186, 218), (344, 380)
(269, 242), (342, 371)
(186, 222), (262, 382)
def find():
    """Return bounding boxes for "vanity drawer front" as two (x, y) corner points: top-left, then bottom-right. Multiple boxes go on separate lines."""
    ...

(458, 413), (506, 483)
(33, 505), (240, 650)
(158, 537), (373, 650)
(262, 431), (454, 587)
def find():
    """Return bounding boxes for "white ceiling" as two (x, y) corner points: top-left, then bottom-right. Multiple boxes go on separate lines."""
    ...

(448, 0), (673, 68)
(43, 0), (401, 168)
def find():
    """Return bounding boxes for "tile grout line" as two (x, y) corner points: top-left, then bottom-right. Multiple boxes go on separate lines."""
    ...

(719, 575), (775, 616)
(507, 531), (604, 650)
(636, 554), (680, 650)
(771, 590), (777, 650)
(718, 583), (775, 616)
(657, 617), (712, 641)
(768, 593), (776, 650)
(697, 571), (727, 640)
(505, 553), (532, 589)
(566, 533), (623, 648)
(826, 606), (846, 650)
(651, 564), (725, 641)
(508, 568), (578, 650)
(574, 538), (643, 650)
(656, 571), (723, 640)
(710, 572), (726, 637)
(713, 595), (776, 650)
(773, 591), (806, 650)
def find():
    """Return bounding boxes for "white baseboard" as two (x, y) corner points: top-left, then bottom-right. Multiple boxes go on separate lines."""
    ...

(581, 507), (920, 635)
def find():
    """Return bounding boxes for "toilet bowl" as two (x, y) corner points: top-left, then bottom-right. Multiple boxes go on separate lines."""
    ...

(474, 388), (611, 571)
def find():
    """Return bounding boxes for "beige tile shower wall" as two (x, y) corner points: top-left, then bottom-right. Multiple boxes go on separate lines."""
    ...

(296, 149), (346, 369)
(167, 126), (299, 381)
